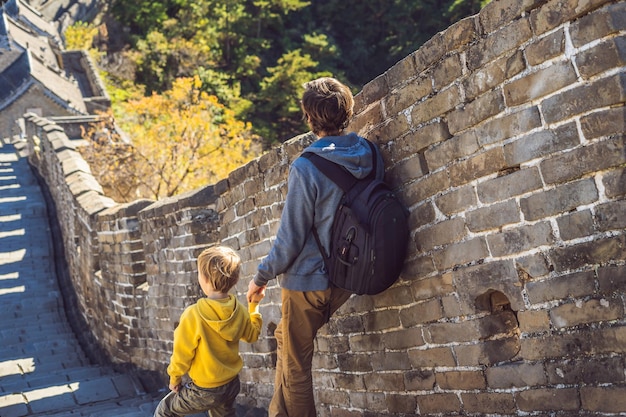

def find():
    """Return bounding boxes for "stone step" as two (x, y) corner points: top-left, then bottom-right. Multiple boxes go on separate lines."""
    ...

(0, 374), (158, 417)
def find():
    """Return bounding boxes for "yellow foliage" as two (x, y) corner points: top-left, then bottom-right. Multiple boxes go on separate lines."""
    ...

(83, 76), (261, 201)
(64, 22), (98, 50)
(64, 22), (103, 63)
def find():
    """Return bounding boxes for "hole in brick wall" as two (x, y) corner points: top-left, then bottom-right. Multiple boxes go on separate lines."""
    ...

(496, 165), (520, 177)
(475, 290), (513, 313)
(475, 290), (521, 365)
(267, 322), (277, 337)
(266, 322), (278, 367)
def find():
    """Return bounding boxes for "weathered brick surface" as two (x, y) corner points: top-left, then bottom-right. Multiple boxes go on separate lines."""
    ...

(504, 61), (578, 106)
(19, 0), (626, 415)
(581, 386), (626, 412)
(516, 387), (580, 412)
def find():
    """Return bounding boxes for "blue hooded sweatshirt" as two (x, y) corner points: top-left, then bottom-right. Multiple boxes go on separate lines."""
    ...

(254, 132), (384, 291)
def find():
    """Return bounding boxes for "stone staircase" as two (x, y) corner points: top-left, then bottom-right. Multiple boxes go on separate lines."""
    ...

(0, 139), (166, 417)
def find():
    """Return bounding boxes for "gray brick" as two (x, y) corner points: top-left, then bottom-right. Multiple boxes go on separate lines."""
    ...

(504, 61), (578, 106)
(487, 221), (554, 257)
(516, 388), (580, 412)
(433, 237), (490, 271)
(551, 297), (624, 329)
(541, 73), (626, 124)
(416, 217), (467, 252)
(576, 36), (626, 79)
(448, 89), (506, 135)
(530, 0), (611, 35)
(515, 253), (551, 279)
(474, 106), (542, 147)
(504, 123), (580, 166)
(395, 121), (450, 159)
(580, 107), (626, 140)
(424, 129), (478, 170)
(598, 265), (626, 294)
(384, 75), (432, 116)
(486, 362), (547, 388)
(581, 387), (626, 413)
(520, 178), (598, 221)
(569, 2), (626, 48)
(467, 18), (532, 70)
(435, 185), (477, 216)
(596, 200), (626, 232)
(526, 29), (566, 66)
(410, 201), (436, 229)
(404, 170), (450, 206)
(464, 50), (525, 101)
(449, 147), (507, 187)
(411, 85), (462, 125)
(433, 54), (463, 91)
(478, 0), (540, 34)
(540, 136), (626, 185)
(467, 200), (520, 232)
(550, 234), (626, 272)
(477, 167), (543, 204)
(557, 209), (595, 240)
(526, 270), (596, 304)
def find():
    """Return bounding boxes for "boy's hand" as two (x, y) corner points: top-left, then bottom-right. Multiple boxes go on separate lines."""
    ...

(247, 280), (266, 303)
(169, 383), (181, 393)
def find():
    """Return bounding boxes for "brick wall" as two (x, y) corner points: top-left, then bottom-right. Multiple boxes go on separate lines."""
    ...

(21, 0), (626, 415)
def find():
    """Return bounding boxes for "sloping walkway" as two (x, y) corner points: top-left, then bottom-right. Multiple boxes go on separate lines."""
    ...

(0, 139), (163, 417)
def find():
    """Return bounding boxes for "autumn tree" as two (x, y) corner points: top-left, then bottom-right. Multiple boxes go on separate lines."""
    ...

(78, 115), (144, 202)
(81, 77), (261, 202)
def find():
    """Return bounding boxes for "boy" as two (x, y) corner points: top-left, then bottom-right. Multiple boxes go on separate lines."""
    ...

(155, 246), (265, 417)
(247, 77), (384, 416)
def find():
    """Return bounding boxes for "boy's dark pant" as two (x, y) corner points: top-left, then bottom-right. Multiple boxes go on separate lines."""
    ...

(154, 376), (240, 417)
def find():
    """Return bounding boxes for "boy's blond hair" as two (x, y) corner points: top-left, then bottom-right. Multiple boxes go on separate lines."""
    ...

(197, 246), (241, 293)
(301, 77), (354, 136)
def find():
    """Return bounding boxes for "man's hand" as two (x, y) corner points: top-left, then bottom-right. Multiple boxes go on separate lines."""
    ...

(169, 383), (181, 393)
(247, 280), (266, 303)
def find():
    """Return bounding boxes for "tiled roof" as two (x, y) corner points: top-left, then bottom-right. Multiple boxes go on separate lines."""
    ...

(4, 0), (59, 39)
(30, 51), (86, 113)
(0, 47), (30, 103)
(0, 0), (89, 114)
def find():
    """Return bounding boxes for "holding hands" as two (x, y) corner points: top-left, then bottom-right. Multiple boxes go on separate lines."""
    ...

(247, 280), (266, 303)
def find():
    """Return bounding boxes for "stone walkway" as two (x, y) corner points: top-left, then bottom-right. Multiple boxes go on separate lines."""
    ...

(0, 139), (164, 417)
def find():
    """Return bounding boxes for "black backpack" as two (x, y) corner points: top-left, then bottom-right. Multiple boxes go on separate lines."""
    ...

(301, 140), (410, 295)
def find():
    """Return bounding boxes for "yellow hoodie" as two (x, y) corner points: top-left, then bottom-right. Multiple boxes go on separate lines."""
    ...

(167, 294), (262, 388)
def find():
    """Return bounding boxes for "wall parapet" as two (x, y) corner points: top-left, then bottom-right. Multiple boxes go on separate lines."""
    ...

(21, 0), (626, 415)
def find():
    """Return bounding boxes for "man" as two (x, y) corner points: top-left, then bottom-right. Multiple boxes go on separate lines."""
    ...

(247, 77), (384, 417)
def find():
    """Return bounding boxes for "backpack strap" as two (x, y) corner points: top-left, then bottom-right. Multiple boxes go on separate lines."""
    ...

(300, 139), (379, 191)
(300, 152), (356, 192)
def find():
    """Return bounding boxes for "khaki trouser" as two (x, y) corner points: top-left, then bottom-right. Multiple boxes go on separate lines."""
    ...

(269, 286), (352, 417)
(154, 376), (240, 417)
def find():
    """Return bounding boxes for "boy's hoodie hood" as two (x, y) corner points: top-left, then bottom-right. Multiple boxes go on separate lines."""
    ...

(196, 294), (241, 342)
(302, 132), (375, 180)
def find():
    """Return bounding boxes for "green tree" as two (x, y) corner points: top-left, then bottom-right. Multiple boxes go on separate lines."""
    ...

(255, 49), (331, 143)
(104, 0), (490, 145)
